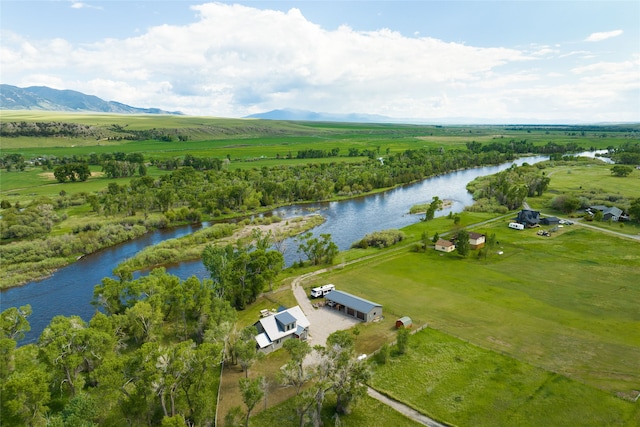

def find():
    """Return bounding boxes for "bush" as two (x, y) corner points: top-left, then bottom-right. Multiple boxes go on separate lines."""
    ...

(351, 229), (405, 249)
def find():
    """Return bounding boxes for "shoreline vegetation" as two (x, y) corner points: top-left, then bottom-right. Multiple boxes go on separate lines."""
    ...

(409, 198), (454, 214)
(115, 214), (325, 277)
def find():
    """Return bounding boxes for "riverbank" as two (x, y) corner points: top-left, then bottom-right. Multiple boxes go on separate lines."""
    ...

(115, 214), (325, 276)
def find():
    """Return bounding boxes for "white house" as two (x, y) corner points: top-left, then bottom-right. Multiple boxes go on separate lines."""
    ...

(253, 306), (310, 354)
(435, 238), (456, 253)
(468, 232), (486, 249)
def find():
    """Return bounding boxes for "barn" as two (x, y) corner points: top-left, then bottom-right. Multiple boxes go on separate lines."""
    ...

(325, 290), (383, 322)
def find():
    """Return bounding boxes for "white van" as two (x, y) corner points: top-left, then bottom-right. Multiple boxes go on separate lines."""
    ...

(509, 222), (525, 230)
(310, 284), (335, 298)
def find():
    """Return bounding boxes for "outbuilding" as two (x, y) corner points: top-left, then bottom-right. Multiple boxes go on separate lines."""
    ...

(325, 290), (383, 322)
(435, 238), (456, 252)
(395, 316), (412, 329)
(468, 232), (486, 249)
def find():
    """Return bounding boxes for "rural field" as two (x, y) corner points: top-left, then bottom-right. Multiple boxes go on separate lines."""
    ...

(1, 113), (639, 426)
(295, 211), (640, 424)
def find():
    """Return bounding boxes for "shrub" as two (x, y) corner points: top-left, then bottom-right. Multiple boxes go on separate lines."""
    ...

(351, 229), (405, 249)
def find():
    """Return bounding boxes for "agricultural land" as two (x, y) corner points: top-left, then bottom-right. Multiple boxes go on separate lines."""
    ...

(1, 112), (639, 426)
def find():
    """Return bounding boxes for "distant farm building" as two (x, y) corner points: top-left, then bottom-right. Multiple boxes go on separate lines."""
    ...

(396, 316), (412, 329)
(516, 209), (541, 227)
(325, 290), (383, 322)
(254, 306), (310, 354)
(540, 216), (561, 226)
(435, 238), (456, 252)
(468, 232), (486, 249)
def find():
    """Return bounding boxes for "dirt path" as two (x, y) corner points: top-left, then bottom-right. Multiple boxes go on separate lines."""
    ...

(366, 388), (449, 427)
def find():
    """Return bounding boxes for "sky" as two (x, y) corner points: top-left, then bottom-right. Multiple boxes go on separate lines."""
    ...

(1, 0), (639, 123)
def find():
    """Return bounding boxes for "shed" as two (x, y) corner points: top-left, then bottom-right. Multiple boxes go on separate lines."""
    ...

(540, 216), (561, 225)
(396, 316), (412, 329)
(325, 290), (383, 322)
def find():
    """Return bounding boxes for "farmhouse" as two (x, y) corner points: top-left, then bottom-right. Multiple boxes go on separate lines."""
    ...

(325, 290), (383, 322)
(589, 205), (627, 222)
(516, 209), (540, 227)
(468, 232), (486, 249)
(435, 238), (456, 252)
(254, 305), (310, 354)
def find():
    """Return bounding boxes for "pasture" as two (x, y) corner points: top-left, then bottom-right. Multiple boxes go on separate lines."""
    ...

(305, 214), (640, 397)
(370, 327), (639, 427)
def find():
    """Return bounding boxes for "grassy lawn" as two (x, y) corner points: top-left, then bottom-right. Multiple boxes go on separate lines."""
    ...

(251, 393), (425, 427)
(370, 328), (639, 427)
(304, 217), (640, 396)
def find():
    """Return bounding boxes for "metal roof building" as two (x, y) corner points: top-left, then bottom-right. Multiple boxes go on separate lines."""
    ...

(325, 290), (383, 322)
(254, 305), (310, 354)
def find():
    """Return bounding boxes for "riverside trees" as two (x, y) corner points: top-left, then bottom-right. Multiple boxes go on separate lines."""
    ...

(1, 270), (236, 425)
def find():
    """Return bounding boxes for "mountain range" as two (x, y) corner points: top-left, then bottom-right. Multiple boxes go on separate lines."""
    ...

(0, 85), (183, 115)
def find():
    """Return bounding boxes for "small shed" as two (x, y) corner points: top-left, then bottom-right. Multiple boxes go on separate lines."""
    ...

(396, 316), (412, 329)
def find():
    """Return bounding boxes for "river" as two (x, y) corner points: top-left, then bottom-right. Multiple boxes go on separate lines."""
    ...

(2, 152), (608, 344)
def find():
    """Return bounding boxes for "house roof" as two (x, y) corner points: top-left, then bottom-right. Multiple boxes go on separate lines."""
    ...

(397, 316), (412, 324)
(590, 205), (623, 217)
(468, 232), (485, 240)
(254, 305), (309, 348)
(436, 238), (455, 247)
(275, 311), (296, 326)
(325, 290), (382, 313)
(517, 209), (540, 225)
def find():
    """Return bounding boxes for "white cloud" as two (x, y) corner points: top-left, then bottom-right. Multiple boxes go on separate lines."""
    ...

(585, 30), (623, 42)
(70, 1), (102, 10)
(1, 3), (637, 121)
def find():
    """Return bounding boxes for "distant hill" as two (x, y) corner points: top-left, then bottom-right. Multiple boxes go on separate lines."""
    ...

(0, 85), (183, 115)
(245, 109), (394, 123)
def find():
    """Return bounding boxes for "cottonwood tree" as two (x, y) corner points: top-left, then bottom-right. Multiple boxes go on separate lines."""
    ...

(38, 315), (114, 397)
(280, 339), (312, 395)
(296, 232), (339, 265)
(1, 305), (32, 341)
(239, 376), (265, 427)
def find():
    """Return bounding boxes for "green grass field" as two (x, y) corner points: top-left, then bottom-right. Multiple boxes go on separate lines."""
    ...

(305, 215), (640, 396)
(370, 328), (639, 427)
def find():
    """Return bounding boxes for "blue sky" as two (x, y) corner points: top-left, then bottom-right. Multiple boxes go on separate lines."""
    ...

(1, 1), (638, 122)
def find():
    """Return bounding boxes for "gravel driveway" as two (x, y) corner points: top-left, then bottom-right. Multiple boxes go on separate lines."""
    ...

(292, 274), (360, 347)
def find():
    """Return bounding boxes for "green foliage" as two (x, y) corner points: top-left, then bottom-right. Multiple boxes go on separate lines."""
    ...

(455, 229), (471, 257)
(296, 232), (339, 265)
(53, 163), (91, 183)
(424, 196), (443, 221)
(1, 305), (32, 341)
(0, 201), (61, 240)
(396, 327), (410, 355)
(467, 164), (550, 211)
(629, 198), (640, 222)
(610, 165), (633, 177)
(351, 229), (405, 249)
(551, 194), (581, 213)
(239, 376), (265, 426)
(202, 243), (284, 310)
